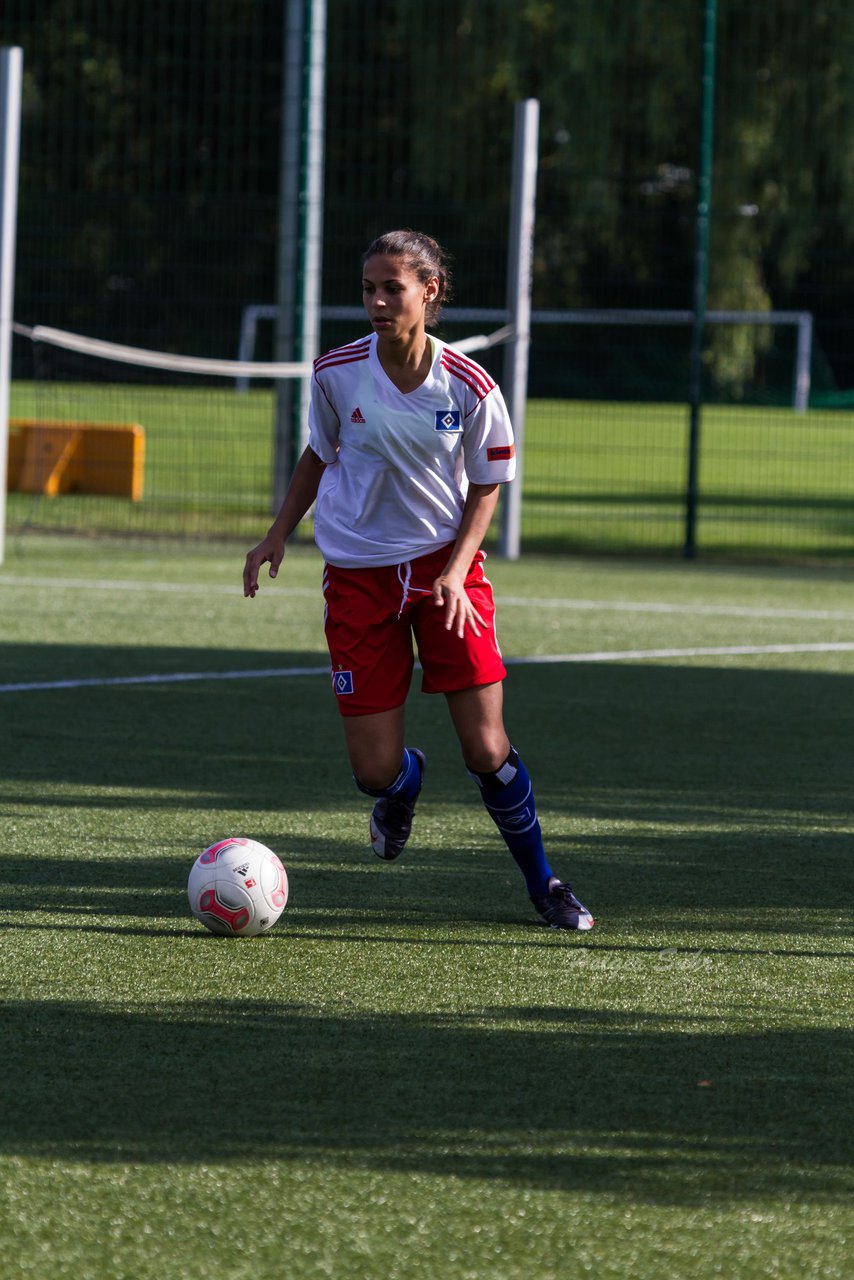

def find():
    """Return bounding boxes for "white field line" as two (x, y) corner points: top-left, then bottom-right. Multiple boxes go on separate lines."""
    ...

(0, 665), (330, 693)
(498, 596), (854, 622)
(2, 643), (854, 695)
(509, 643), (854, 664)
(2, 573), (854, 622)
(0, 574), (320, 601)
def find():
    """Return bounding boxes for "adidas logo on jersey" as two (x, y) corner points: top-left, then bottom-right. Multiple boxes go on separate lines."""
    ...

(350, 407), (366, 423)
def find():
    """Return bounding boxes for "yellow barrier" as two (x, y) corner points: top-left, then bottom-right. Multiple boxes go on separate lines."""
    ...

(6, 419), (145, 501)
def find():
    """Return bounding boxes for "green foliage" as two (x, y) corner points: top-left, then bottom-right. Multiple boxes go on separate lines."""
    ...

(3, 1), (854, 387)
(6, 0), (281, 350)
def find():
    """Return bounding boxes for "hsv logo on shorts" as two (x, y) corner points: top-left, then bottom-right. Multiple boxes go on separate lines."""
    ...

(435, 409), (462, 432)
(333, 670), (354, 695)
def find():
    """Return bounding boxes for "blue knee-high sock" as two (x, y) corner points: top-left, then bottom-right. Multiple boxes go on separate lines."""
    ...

(354, 747), (423, 801)
(469, 748), (554, 895)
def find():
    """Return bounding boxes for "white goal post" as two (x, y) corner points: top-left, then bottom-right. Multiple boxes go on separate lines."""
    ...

(0, 46), (23, 567)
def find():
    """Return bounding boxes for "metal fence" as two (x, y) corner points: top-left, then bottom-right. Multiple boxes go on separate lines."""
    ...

(3, 0), (854, 558)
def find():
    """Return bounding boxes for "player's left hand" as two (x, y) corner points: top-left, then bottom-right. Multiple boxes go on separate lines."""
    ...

(432, 572), (486, 638)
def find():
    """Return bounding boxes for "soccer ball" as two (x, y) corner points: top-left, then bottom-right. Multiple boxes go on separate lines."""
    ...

(188, 837), (289, 937)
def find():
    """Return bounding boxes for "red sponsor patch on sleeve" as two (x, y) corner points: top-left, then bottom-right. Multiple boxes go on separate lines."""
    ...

(487, 445), (515, 461)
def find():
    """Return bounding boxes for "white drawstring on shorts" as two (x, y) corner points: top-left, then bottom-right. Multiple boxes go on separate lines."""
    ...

(395, 560), (432, 618)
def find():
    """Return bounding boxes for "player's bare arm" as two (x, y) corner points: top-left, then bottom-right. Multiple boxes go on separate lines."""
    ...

(433, 482), (502, 637)
(243, 446), (328, 597)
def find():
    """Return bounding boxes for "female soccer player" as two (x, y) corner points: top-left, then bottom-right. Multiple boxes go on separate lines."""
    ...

(243, 229), (593, 930)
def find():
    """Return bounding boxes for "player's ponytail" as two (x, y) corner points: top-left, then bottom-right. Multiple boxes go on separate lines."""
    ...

(362, 229), (453, 329)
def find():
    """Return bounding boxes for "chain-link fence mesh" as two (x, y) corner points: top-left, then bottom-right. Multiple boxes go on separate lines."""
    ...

(3, 0), (854, 556)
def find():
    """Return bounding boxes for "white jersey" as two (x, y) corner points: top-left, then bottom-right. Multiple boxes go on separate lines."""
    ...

(307, 333), (516, 567)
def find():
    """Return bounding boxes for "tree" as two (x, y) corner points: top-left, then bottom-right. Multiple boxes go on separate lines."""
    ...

(4, 0), (854, 393)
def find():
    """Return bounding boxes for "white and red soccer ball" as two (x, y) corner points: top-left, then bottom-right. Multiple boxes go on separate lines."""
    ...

(188, 838), (288, 936)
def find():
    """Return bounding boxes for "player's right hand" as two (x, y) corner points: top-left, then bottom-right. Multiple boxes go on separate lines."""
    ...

(243, 533), (285, 598)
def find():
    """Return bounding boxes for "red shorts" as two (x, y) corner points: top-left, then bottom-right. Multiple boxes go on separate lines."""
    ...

(322, 544), (506, 716)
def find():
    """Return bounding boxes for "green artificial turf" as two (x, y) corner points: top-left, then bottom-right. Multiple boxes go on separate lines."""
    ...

(0, 539), (851, 1278)
(9, 380), (854, 557)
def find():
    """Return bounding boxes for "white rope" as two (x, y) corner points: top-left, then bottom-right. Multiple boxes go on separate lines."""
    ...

(453, 324), (516, 354)
(21, 323), (313, 379)
(14, 320), (514, 371)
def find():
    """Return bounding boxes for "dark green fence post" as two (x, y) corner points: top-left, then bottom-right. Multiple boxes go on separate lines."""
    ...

(684, 0), (718, 559)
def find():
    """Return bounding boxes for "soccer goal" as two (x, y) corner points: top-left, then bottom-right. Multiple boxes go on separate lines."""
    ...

(239, 304), (813, 414)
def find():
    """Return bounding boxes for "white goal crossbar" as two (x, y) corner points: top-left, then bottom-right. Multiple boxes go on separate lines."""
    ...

(237, 304), (813, 411)
(234, 304), (515, 392)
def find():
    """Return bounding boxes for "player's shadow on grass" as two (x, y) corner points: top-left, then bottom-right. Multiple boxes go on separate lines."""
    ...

(1, 646), (852, 939)
(0, 640), (336, 805)
(1, 643), (852, 818)
(0, 834), (847, 950)
(0, 997), (850, 1203)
